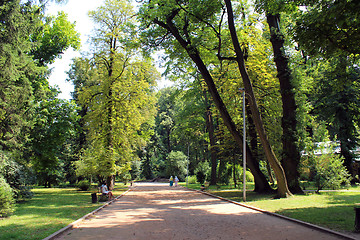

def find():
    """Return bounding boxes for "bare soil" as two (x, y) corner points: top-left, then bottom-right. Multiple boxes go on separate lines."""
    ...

(53, 183), (358, 240)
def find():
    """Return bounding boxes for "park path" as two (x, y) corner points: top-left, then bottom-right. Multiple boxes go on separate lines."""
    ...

(53, 183), (356, 240)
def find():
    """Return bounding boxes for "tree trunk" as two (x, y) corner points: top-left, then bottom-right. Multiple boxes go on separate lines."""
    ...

(266, 13), (303, 194)
(105, 42), (115, 188)
(189, 51), (272, 193)
(225, 0), (291, 197)
(106, 175), (115, 191)
(246, 100), (271, 191)
(153, 13), (272, 193)
(246, 100), (257, 158)
(204, 91), (218, 186)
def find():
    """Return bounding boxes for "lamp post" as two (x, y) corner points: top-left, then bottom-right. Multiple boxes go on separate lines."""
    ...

(239, 88), (246, 202)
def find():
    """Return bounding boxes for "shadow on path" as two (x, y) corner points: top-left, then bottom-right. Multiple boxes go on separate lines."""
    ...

(53, 183), (357, 240)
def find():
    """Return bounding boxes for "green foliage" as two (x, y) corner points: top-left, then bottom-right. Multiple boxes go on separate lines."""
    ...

(195, 161), (211, 184)
(29, 96), (78, 187)
(306, 56), (360, 174)
(0, 175), (14, 217)
(309, 154), (351, 192)
(75, 146), (117, 179)
(293, 0), (360, 56)
(70, 0), (158, 182)
(121, 173), (132, 185)
(76, 180), (91, 191)
(130, 159), (142, 180)
(187, 175), (197, 184)
(166, 151), (188, 180)
(0, 1), (45, 150)
(240, 170), (255, 183)
(0, 151), (33, 201)
(31, 11), (80, 65)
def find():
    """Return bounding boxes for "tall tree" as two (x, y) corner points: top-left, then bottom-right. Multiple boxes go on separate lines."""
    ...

(73, 0), (158, 187)
(224, 0), (291, 197)
(0, 0), (43, 150)
(0, 0), (80, 151)
(292, 0), (360, 179)
(309, 56), (360, 179)
(29, 90), (78, 187)
(253, 0), (302, 193)
(138, 0), (273, 193)
(293, 0), (360, 56)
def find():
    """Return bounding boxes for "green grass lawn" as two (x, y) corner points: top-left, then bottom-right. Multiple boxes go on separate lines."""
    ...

(191, 184), (360, 233)
(0, 184), (128, 240)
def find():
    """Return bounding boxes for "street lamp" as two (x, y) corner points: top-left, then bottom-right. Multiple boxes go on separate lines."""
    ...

(239, 88), (246, 202)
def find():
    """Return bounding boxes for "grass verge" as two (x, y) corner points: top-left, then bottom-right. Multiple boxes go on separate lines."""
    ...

(0, 184), (128, 240)
(198, 185), (360, 234)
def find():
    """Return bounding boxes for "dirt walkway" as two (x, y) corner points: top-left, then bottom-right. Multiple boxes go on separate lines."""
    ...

(53, 183), (357, 240)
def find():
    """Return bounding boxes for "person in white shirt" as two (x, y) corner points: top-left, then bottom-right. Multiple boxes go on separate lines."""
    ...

(174, 176), (179, 187)
(101, 182), (114, 200)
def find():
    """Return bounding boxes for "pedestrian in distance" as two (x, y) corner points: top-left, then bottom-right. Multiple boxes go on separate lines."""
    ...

(174, 176), (179, 187)
(169, 176), (174, 187)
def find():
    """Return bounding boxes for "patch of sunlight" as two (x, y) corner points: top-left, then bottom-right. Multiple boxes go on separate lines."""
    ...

(176, 202), (257, 215)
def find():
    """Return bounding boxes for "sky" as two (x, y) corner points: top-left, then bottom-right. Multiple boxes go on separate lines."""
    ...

(46, 0), (172, 100)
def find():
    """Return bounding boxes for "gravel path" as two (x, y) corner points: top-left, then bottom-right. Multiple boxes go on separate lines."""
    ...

(53, 183), (357, 240)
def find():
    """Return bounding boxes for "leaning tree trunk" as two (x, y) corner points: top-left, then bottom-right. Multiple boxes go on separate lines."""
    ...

(225, 0), (291, 198)
(245, 100), (274, 190)
(204, 94), (218, 186)
(266, 13), (303, 194)
(153, 14), (272, 193)
(188, 50), (272, 193)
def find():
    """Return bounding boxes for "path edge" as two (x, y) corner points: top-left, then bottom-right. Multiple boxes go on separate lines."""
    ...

(42, 187), (133, 240)
(188, 188), (358, 240)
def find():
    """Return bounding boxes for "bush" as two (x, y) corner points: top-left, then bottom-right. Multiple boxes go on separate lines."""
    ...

(0, 151), (33, 201)
(240, 170), (254, 182)
(312, 154), (351, 192)
(121, 173), (132, 185)
(165, 151), (188, 179)
(0, 176), (14, 217)
(195, 161), (211, 184)
(187, 175), (197, 184)
(196, 171), (206, 184)
(76, 180), (91, 191)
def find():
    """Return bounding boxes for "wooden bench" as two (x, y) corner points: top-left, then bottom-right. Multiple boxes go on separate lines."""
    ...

(98, 194), (109, 202)
(98, 187), (110, 202)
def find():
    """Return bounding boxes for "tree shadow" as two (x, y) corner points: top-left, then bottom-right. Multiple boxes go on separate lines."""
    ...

(56, 185), (348, 240)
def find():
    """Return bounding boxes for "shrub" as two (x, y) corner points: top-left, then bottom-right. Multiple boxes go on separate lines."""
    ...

(76, 180), (91, 191)
(240, 170), (255, 182)
(0, 151), (33, 201)
(196, 171), (206, 184)
(165, 151), (188, 179)
(195, 161), (211, 184)
(121, 173), (132, 185)
(0, 176), (14, 217)
(312, 154), (351, 192)
(187, 175), (197, 184)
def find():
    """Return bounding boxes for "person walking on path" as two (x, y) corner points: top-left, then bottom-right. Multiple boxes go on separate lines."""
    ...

(174, 176), (179, 187)
(169, 176), (174, 187)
